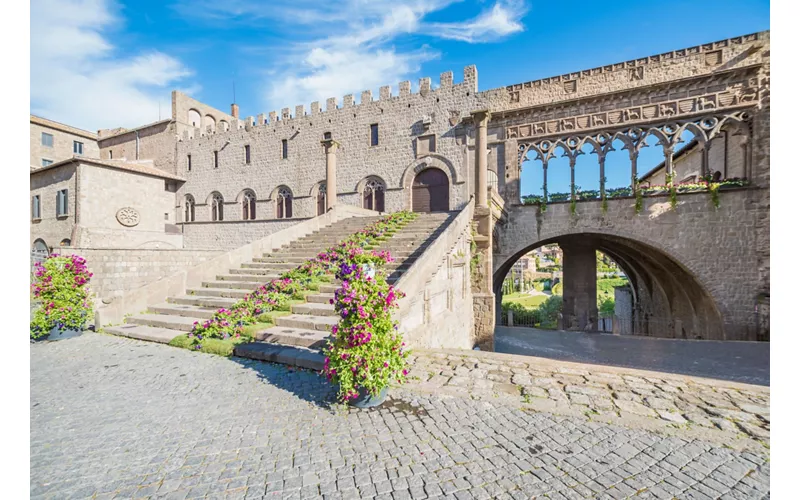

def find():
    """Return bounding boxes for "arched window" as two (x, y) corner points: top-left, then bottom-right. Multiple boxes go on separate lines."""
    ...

(316, 183), (327, 216)
(276, 188), (292, 219)
(711, 171), (722, 182)
(187, 109), (201, 128)
(362, 178), (385, 212)
(33, 239), (49, 255)
(242, 190), (256, 220)
(204, 114), (216, 133)
(211, 192), (224, 221)
(184, 195), (196, 222)
(60, 239), (71, 247)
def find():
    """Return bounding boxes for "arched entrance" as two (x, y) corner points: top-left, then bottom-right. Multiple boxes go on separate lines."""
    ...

(493, 232), (725, 340)
(412, 168), (449, 212)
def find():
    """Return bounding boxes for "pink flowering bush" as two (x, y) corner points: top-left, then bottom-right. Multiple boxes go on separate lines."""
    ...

(30, 254), (94, 339)
(186, 211), (418, 352)
(322, 254), (410, 402)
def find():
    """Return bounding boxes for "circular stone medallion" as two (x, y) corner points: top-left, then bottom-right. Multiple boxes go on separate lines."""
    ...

(116, 207), (140, 227)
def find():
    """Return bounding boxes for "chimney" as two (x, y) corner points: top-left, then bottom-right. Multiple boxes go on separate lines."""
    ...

(231, 103), (239, 119)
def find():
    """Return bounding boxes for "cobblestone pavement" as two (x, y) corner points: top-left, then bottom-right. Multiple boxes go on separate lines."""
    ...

(31, 333), (770, 499)
(494, 326), (770, 386)
(406, 350), (770, 451)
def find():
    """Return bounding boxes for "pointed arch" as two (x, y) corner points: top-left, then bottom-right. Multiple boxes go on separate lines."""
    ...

(238, 189), (257, 220)
(184, 194), (196, 222)
(208, 192), (224, 221)
(272, 186), (293, 219)
(357, 175), (386, 212)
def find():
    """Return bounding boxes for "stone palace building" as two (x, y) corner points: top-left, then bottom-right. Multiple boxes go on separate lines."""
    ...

(30, 30), (770, 344)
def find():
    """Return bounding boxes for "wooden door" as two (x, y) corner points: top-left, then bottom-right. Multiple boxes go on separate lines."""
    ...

(412, 168), (449, 212)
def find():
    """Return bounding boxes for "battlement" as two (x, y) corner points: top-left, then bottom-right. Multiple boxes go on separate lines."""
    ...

(503, 31), (768, 92)
(178, 65), (478, 143)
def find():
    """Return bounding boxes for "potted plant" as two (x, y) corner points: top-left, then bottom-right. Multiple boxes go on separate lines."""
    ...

(30, 254), (94, 341)
(323, 254), (408, 407)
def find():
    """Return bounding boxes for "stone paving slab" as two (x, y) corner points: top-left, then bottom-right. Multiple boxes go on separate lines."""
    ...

(31, 333), (769, 499)
(405, 348), (770, 452)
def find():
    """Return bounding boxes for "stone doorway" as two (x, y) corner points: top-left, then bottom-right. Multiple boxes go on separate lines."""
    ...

(412, 168), (449, 212)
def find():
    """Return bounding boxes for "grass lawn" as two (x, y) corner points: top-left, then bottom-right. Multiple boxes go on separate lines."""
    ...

(502, 292), (548, 309)
(168, 334), (250, 357)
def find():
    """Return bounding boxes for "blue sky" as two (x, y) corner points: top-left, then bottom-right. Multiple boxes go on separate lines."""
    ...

(30, 0), (768, 193)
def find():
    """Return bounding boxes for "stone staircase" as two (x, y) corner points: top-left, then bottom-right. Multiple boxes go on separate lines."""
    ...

(235, 211), (456, 369)
(106, 212), (457, 364)
(104, 216), (383, 343)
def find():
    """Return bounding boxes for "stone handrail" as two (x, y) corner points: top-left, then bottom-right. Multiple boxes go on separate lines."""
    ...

(94, 204), (377, 327)
(394, 197), (475, 321)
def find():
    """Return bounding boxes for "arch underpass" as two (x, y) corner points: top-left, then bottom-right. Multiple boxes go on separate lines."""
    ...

(494, 232), (724, 340)
(492, 191), (762, 341)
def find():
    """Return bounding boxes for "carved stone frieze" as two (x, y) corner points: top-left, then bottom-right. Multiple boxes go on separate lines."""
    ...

(506, 87), (757, 142)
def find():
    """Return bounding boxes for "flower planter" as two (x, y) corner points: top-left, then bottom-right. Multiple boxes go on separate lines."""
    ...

(349, 386), (388, 408)
(32, 327), (84, 343)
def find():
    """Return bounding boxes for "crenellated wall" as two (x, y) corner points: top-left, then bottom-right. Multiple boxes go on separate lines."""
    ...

(174, 68), (481, 238)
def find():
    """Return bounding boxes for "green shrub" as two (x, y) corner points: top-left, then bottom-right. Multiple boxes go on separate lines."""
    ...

(599, 298), (616, 317)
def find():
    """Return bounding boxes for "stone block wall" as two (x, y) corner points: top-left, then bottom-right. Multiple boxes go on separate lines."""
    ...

(180, 219), (308, 250)
(494, 189), (764, 340)
(30, 117), (99, 168)
(30, 164), (77, 249)
(398, 226), (474, 350)
(98, 121), (178, 176)
(484, 32), (768, 113)
(50, 247), (221, 305)
(173, 68), (480, 227)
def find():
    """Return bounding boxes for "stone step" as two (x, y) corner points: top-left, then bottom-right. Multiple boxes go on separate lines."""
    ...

(263, 251), (321, 259)
(275, 314), (338, 331)
(127, 313), (201, 332)
(234, 342), (325, 371)
(187, 287), (249, 299)
(241, 262), (294, 270)
(149, 303), (219, 319)
(229, 268), (280, 277)
(202, 280), (264, 290)
(306, 293), (335, 304)
(291, 302), (337, 317)
(168, 295), (239, 308)
(253, 325), (329, 349)
(249, 260), (302, 268)
(104, 324), (182, 344)
(258, 256), (314, 263)
(217, 273), (276, 282)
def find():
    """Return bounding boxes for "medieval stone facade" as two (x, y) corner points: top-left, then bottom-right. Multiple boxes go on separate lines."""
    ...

(29, 30), (770, 342)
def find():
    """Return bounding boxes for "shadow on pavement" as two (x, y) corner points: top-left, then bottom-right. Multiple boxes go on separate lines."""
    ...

(230, 356), (341, 410)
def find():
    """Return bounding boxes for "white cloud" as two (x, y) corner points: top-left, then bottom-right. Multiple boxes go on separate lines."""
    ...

(246, 0), (528, 112)
(268, 47), (437, 112)
(30, 0), (194, 131)
(429, 1), (527, 43)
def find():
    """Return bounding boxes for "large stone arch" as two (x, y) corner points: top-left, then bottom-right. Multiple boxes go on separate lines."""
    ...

(494, 229), (725, 340)
(491, 197), (746, 339)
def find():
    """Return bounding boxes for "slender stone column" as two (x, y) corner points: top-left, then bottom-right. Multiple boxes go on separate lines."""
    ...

(700, 141), (710, 179)
(542, 160), (549, 202)
(630, 149), (639, 192)
(472, 110), (491, 207)
(664, 147), (675, 184)
(569, 156), (577, 200)
(321, 139), (338, 211)
(599, 153), (606, 199)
